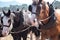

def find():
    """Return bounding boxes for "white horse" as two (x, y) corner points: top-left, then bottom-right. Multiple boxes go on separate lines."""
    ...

(0, 10), (15, 40)
(23, 10), (40, 40)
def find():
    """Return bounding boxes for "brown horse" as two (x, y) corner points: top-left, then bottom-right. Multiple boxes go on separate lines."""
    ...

(36, 0), (60, 40)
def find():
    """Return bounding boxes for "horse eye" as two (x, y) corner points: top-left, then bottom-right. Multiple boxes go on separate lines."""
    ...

(8, 19), (11, 23)
(42, 11), (44, 13)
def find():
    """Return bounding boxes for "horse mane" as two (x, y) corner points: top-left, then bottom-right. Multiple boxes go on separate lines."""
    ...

(13, 11), (24, 28)
(12, 10), (25, 32)
(19, 11), (24, 25)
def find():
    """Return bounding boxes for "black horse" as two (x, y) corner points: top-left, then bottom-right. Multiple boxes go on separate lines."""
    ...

(11, 9), (30, 40)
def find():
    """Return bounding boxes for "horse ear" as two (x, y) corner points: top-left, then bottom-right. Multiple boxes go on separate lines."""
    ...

(17, 8), (19, 11)
(13, 11), (15, 13)
(8, 9), (11, 13)
(8, 9), (11, 16)
(38, 0), (42, 4)
(3, 10), (6, 15)
(28, 5), (32, 12)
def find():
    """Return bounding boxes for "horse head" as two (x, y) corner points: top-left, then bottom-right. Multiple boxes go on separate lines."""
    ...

(2, 9), (14, 36)
(36, 1), (50, 25)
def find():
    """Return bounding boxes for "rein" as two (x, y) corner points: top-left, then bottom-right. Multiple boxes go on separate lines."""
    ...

(10, 24), (32, 34)
(37, 2), (54, 23)
(38, 13), (54, 22)
(36, 1), (55, 30)
(1, 16), (12, 28)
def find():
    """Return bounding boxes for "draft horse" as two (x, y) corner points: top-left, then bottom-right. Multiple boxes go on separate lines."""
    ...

(11, 10), (30, 40)
(0, 10), (14, 40)
(36, 1), (60, 40)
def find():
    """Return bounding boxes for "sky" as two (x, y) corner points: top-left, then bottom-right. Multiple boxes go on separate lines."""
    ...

(0, 0), (60, 5)
(0, 0), (32, 5)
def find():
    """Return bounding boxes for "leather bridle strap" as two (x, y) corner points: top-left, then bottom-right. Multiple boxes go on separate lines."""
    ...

(39, 13), (54, 22)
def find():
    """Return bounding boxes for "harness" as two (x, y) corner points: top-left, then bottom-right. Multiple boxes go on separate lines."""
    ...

(38, 12), (56, 28)
(38, 12), (54, 23)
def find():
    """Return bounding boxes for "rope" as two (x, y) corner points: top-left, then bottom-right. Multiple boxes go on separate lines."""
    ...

(10, 25), (32, 34)
(39, 13), (54, 22)
(11, 13), (54, 34)
(37, 13), (54, 31)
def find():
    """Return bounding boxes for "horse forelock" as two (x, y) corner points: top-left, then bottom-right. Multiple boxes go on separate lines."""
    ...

(13, 11), (24, 26)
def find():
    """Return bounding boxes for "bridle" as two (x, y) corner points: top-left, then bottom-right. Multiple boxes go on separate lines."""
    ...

(1, 16), (11, 28)
(37, 2), (55, 25)
(38, 12), (54, 22)
(10, 11), (32, 34)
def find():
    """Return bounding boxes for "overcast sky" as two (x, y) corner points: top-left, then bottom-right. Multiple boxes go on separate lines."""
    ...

(0, 0), (60, 5)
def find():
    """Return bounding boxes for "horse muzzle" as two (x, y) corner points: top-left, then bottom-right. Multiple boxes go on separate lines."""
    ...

(2, 27), (10, 37)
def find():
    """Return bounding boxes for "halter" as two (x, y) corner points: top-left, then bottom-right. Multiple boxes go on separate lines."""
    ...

(1, 16), (11, 28)
(39, 12), (54, 22)
(37, 2), (55, 25)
